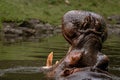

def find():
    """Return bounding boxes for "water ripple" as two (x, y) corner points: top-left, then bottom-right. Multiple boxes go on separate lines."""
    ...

(0, 66), (43, 76)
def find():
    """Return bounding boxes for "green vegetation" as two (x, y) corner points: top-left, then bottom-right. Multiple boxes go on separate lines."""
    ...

(0, 0), (120, 27)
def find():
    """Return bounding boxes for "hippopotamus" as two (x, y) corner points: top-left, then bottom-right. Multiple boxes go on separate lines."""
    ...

(43, 10), (112, 80)
(61, 10), (109, 71)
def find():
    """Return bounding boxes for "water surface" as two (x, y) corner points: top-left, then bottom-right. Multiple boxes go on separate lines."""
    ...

(0, 34), (120, 80)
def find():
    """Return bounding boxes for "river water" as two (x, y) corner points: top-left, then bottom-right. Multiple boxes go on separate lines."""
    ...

(0, 34), (120, 80)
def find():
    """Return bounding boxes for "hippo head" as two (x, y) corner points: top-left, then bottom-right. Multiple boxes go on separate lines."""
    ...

(62, 13), (107, 46)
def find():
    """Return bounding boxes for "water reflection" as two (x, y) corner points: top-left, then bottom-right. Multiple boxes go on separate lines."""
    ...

(0, 60), (51, 80)
(102, 35), (120, 78)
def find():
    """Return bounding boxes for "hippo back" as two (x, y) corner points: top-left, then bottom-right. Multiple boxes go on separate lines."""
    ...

(64, 71), (112, 80)
(56, 70), (112, 80)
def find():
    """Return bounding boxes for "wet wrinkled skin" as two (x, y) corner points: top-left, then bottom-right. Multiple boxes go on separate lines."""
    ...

(63, 70), (111, 80)
(58, 67), (112, 80)
(46, 10), (112, 80)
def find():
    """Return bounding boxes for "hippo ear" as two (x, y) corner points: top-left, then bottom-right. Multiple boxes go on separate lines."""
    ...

(84, 15), (91, 23)
(82, 15), (92, 29)
(46, 52), (53, 67)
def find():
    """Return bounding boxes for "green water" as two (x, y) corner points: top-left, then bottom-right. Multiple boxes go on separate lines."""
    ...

(0, 34), (120, 80)
(0, 34), (68, 60)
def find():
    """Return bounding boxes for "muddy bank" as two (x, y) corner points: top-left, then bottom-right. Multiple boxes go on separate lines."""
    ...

(1, 19), (61, 44)
(107, 24), (120, 35)
(107, 15), (120, 35)
(1, 16), (120, 44)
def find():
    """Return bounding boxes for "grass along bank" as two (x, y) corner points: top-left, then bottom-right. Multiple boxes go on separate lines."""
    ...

(0, 0), (120, 27)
